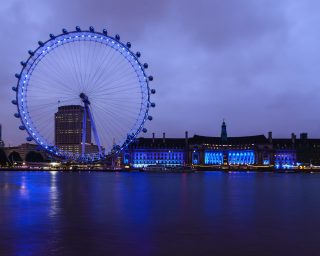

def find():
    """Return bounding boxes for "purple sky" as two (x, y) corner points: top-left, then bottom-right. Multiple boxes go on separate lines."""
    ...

(1, 0), (320, 146)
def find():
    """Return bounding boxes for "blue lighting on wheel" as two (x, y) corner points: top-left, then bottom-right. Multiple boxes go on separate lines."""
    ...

(14, 29), (153, 163)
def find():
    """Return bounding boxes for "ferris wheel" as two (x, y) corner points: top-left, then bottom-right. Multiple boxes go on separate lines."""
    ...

(12, 26), (155, 162)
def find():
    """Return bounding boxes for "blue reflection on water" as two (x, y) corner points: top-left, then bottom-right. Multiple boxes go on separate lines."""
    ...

(1, 171), (320, 255)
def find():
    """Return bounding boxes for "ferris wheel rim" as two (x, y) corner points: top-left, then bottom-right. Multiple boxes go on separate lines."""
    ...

(13, 27), (155, 162)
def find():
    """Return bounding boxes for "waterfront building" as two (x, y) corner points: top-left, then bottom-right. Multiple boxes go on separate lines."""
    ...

(55, 105), (97, 154)
(123, 121), (320, 168)
(4, 143), (47, 162)
(124, 121), (273, 168)
(189, 134), (271, 166)
(123, 132), (187, 168)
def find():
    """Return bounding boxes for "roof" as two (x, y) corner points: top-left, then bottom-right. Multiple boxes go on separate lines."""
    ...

(130, 134), (269, 148)
(190, 135), (268, 145)
(130, 137), (186, 149)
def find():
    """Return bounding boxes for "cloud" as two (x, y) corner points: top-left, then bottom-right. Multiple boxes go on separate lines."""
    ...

(1, 0), (320, 146)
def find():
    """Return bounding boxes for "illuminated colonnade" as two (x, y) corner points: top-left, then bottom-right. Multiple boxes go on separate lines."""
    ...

(274, 151), (296, 168)
(204, 150), (255, 165)
(228, 150), (255, 165)
(129, 150), (185, 168)
(204, 151), (223, 164)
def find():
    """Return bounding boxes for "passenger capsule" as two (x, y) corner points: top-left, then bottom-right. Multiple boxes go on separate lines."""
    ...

(115, 34), (120, 41)
(148, 116), (153, 121)
(142, 128), (147, 133)
(151, 89), (156, 94)
(150, 102), (156, 108)
(143, 63), (148, 69)
(38, 41), (44, 47)
(126, 42), (131, 48)
(15, 73), (20, 79)
(19, 125), (26, 130)
(28, 50), (34, 56)
(12, 87), (17, 92)
(103, 29), (108, 35)
(148, 76), (153, 81)
(14, 113), (20, 118)
(76, 26), (81, 32)
(20, 61), (26, 67)
(136, 52), (141, 58)
(26, 137), (33, 142)
(62, 28), (68, 34)
(89, 26), (94, 32)
(11, 100), (17, 105)
(49, 34), (55, 39)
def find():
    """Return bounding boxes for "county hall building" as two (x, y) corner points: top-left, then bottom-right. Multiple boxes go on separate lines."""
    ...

(122, 121), (310, 168)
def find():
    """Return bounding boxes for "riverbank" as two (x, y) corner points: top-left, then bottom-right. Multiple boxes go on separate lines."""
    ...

(1, 167), (320, 173)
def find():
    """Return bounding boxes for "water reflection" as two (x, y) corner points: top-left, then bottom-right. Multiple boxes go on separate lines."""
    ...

(1, 172), (320, 255)
(19, 175), (29, 198)
(49, 171), (59, 218)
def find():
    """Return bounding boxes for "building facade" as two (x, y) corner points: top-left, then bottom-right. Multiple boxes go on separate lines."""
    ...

(123, 121), (320, 168)
(55, 105), (97, 154)
(123, 133), (187, 168)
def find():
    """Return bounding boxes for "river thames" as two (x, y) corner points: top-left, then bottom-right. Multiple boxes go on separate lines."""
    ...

(0, 171), (320, 256)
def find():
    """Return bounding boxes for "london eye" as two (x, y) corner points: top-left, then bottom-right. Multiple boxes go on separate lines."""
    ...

(12, 26), (155, 162)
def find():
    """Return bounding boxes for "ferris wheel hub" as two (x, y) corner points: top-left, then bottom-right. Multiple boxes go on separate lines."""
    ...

(80, 92), (90, 105)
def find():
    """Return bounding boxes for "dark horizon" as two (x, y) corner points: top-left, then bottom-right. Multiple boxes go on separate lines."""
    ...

(1, 0), (320, 146)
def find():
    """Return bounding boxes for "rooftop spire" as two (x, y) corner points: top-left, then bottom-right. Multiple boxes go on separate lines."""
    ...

(221, 119), (227, 142)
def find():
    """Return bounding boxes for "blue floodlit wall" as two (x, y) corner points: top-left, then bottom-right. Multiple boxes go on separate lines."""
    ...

(192, 151), (199, 165)
(204, 151), (223, 164)
(129, 150), (185, 168)
(228, 150), (255, 165)
(274, 151), (296, 169)
(204, 150), (255, 165)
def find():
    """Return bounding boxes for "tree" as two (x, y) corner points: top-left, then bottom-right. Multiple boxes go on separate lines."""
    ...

(25, 151), (44, 162)
(0, 149), (8, 166)
(8, 151), (22, 163)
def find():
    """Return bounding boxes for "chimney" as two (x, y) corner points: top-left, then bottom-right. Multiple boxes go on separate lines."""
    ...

(185, 131), (189, 145)
(152, 132), (155, 143)
(268, 131), (272, 144)
(163, 132), (165, 143)
(291, 133), (296, 144)
(300, 133), (308, 140)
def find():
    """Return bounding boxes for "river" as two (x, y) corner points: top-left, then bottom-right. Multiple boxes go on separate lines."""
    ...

(0, 171), (320, 256)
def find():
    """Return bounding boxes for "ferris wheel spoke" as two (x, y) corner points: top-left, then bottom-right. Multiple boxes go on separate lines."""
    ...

(92, 71), (138, 93)
(91, 101), (137, 123)
(93, 109), (130, 148)
(92, 62), (136, 93)
(37, 50), (77, 92)
(86, 42), (109, 88)
(67, 42), (84, 91)
(80, 40), (92, 92)
(65, 43), (85, 92)
(94, 106), (140, 119)
(60, 43), (83, 93)
(90, 78), (138, 98)
(83, 41), (100, 93)
(93, 85), (142, 97)
(30, 69), (78, 95)
(51, 44), (81, 92)
(91, 104), (138, 131)
(89, 46), (120, 91)
(97, 52), (130, 85)
(86, 43), (114, 94)
(92, 97), (140, 111)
